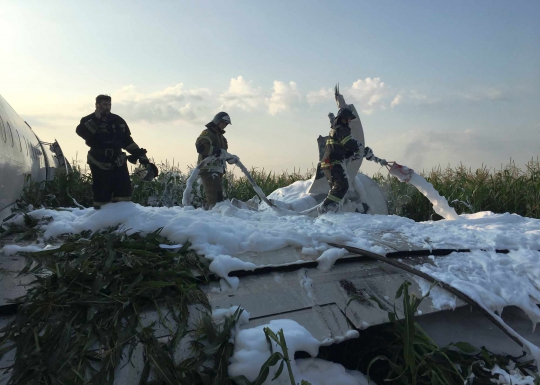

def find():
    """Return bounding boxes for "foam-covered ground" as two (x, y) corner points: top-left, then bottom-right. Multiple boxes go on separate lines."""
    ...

(10, 201), (539, 254)
(3, 200), (540, 383)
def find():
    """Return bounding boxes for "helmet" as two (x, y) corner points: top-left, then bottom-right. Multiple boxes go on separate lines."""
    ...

(336, 107), (356, 121)
(210, 112), (232, 126)
(133, 163), (159, 182)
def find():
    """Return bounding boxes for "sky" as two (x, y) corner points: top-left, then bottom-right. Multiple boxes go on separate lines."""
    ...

(1, 0), (539, 176)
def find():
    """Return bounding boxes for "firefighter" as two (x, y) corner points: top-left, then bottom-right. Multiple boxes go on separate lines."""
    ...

(195, 112), (236, 209)
(319, 107), (376, 213)
(76, 94), (149, 209)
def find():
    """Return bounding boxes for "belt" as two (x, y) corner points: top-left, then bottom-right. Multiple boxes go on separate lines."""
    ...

(90, 147), (122, 159)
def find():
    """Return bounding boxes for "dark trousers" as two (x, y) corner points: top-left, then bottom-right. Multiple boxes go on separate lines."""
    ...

(89, 163), (132, 206)
(200, 172), (224, 210)
(322, 165), (349, 206)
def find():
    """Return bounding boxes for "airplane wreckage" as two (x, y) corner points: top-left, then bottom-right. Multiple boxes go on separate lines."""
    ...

(0, 89), (538, 383)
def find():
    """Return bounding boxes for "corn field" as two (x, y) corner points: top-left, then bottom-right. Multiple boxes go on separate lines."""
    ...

(16, 158), (540, 221)
(373, 158), (540, 221)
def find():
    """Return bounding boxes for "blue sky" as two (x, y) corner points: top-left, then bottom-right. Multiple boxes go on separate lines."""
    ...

(1, 0), (538, 175)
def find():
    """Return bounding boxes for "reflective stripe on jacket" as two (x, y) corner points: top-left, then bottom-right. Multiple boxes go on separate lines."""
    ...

(320, 121), (362, 168)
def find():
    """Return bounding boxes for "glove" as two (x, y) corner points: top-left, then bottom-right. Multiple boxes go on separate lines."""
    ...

(378, 158), (388, 166)
(127, 148), (148, 164)
(364, 147), (374, 160)
(351, 147), (363, 160)
(212, 148), (222, 157)
(127, 154), (138, 164)
(139, 156), (150, 165)
(226, 155), (239, 164)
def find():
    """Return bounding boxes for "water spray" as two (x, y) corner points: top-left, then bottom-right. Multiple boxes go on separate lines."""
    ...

(372, 158), (460, 221)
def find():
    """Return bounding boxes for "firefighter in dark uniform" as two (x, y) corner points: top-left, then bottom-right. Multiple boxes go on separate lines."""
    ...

(195, 112), (236, 209)
(76, 95), (149, 209)
(320, 107), (375, 213)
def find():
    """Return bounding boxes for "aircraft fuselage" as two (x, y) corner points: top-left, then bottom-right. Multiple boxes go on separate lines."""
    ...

(0, 94), (69, 220)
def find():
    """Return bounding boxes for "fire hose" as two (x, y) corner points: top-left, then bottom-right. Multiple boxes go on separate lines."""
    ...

(182, 152), (276, 208)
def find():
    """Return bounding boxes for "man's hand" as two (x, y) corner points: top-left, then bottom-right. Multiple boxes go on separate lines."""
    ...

(364, 147), (374, 160)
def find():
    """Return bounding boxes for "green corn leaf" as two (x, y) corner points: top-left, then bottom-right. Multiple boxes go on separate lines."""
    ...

(451, 342), (480, 355)
(272, 360), (285, 381)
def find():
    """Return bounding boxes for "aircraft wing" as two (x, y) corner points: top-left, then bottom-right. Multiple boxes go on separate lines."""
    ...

(308, 85), (365, 195)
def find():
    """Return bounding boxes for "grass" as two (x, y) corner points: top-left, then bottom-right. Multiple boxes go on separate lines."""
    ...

(0, 227), (244, 385)
(12, 158), (539, 221)
(3, 159), (539, 384)
(1, 222), (536, 383)
(14, 161), (312, 212)
(374, 158), (540, 220)
(352, 281), (538, 384)
(232, 327), (311, 385)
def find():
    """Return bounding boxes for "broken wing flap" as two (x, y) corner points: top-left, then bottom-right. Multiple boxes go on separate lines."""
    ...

(309, 86), (365, 195)
(334, 84), (348, 109)
(329, 242), (526, 350)
(49, 140), (72, 174)
(312, 135), (328, 182)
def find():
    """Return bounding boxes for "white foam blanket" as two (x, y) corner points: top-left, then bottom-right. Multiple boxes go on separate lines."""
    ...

(3, 199), (540, 380)
(5, 201), (540, 291)
(225, 313), (372, 385)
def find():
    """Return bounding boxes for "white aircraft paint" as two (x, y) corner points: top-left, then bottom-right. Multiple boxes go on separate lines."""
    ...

(308, 88), (366, 196)
(0, 94), (69, 220)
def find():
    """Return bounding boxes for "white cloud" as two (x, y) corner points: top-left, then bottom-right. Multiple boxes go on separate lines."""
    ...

(266, 81), (302, 115)
(113, 84), (212, 123)
(386, 127), (539, 172)
(306, 88), (333, 105)
(461, 87), (507, 102)
(406, 90), (438, 105)
(307, 78), (408, 114)
(347, 77), (390, 114)
(391, 94), (403, 108)
(218, 76), (264, 111)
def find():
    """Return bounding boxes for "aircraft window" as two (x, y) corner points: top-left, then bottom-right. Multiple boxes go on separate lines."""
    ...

(16, 130), (22, 152)
(0, 116), (6, 143)
(6, 122), (14, 147)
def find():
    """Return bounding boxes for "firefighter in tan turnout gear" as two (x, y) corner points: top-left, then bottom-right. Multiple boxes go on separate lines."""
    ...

(76, 95), (151, 209)
(195, 112), (237, 209)
(319, 107), (378, 214)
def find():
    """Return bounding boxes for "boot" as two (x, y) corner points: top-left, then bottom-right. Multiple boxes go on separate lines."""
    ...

(317, 201), (339, 215)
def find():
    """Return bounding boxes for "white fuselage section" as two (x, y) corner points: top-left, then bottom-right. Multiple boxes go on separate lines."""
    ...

(0, 94), (67, 220)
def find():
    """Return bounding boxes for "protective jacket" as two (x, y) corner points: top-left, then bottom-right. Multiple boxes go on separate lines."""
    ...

(195, 123), (228, 174)
(321, 121), (362, 169)
(76, 113), (146, 170)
